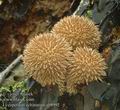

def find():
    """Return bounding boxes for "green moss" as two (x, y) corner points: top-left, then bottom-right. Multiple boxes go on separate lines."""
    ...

(0, 80), (29, 93)
(85, 10), (92, 18)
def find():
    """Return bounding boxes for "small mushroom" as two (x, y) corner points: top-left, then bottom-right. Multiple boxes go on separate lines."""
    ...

(67, 47), (107, 94)
(52, 15), (101, 49)
(23, 33), (72, 94)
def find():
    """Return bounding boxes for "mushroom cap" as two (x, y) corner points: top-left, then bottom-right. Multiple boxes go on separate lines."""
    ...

(52, 15), (101, 49)
(67, 47), (107, 94)
(23, 33), (72, 93)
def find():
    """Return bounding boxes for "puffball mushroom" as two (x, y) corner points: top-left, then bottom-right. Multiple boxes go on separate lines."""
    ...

(67, 47), (107, 94)
(52, 15), (101, 49)
(23, 33), (72, 93)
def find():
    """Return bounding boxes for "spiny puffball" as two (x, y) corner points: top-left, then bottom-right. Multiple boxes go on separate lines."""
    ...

(66, 47), (107, 94)
(52, 15), (101, 49)
(23, 33), (72, 93)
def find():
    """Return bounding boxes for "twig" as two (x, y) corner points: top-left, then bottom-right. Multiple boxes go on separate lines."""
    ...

(73, 3), (81, 15)
(0, 55), (22, 84)
(73, 0), (90, 16)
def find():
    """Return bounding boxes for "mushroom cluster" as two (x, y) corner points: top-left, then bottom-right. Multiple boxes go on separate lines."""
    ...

(23, 15), (107, 95)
